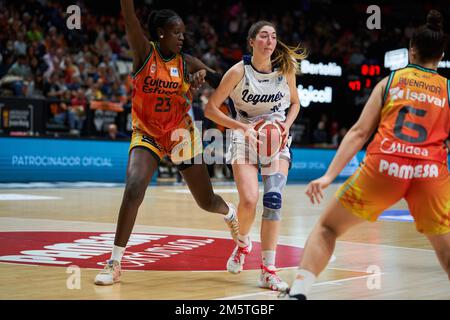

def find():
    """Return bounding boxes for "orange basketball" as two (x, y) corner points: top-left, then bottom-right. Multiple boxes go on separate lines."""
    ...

(254, 121), (283, 159)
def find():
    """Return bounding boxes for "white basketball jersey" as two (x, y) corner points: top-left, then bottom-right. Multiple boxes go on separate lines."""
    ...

(229, 55), (291, 124)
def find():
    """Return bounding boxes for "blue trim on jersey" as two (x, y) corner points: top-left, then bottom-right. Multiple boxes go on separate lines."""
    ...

(383, 71), (395, 105)
(227, 98), (237, 119)
(243, 54), (277, 74)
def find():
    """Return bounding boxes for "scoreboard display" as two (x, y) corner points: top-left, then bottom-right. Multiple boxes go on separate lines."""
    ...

(294, 50), (450, 145)
(347, 64), (381, 93)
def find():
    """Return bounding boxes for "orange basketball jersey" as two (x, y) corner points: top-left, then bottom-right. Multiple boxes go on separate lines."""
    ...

(131, 42), (192, 137)
(367, 64), (450, 162)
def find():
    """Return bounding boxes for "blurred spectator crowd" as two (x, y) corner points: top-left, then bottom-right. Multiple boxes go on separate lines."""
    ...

(0, 0), (448, 146)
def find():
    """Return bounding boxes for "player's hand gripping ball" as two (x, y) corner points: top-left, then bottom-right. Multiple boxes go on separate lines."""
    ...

(253, 120), (283, 159)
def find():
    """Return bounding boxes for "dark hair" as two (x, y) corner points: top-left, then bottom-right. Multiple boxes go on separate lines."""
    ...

(410, 10), (446, 62)
(247, 21), (307, 75)
(147, 9), (181, 40)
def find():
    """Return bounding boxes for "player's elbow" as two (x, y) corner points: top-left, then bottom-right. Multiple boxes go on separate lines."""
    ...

(350, 124), (372, 142)
(203, 103), (215, 120)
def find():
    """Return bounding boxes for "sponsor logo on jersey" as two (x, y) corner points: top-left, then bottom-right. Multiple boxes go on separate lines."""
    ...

(170, 67), (179, 77)
(241, 89), (285, 105)
(389, 87), (446, 108)
(141, 135), (163, 151)
(142, 77), (180, 94)
(379, 159), (439, 179)
(389, 87), (404, 100)
(380, 138), (429, 157)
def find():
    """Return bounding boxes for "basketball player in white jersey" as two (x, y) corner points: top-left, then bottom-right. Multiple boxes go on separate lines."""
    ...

(205, 21), (306, 291)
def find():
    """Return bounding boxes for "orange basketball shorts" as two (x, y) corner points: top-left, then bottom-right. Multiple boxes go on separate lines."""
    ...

(336, 154), (450, 235)
(129, 114), (202, 164)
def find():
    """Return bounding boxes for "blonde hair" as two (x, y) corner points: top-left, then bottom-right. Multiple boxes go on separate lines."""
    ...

(247, 20), (308, 75)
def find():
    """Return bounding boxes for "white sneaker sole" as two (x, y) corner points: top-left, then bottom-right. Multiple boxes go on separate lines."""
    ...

(94, 277), (121, 286)
(258, 280), (288, 292)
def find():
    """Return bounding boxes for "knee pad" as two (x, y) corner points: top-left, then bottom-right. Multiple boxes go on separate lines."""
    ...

(262, 173), (287, 221)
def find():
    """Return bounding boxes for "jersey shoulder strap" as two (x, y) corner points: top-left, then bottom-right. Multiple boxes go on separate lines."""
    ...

(131, 42), (154, 79)
(243, 55), (252, 65)
(382, 70), (396, 105)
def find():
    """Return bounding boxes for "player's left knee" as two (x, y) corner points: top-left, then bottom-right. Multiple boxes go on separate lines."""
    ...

(262, 173), (287, 221)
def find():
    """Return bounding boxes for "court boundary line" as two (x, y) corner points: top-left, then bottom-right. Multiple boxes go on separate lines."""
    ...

(214, 273), (385, 300)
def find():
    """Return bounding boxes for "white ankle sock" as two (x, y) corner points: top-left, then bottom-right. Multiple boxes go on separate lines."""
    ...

(262, 250), (276, 267)
(237, 233), (249, 247)
(289, 269), (316, 297)
(224, 203), (235, 221)
(111, 245), (126, 262)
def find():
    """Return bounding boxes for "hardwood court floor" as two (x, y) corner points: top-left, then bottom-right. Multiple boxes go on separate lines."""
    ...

(0, 183), (448, 300)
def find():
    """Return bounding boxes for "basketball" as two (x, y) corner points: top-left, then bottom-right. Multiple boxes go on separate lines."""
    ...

(254, 120), (283, 159)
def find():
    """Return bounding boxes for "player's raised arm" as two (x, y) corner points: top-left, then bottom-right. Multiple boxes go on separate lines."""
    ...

(120, 0), (151, 72)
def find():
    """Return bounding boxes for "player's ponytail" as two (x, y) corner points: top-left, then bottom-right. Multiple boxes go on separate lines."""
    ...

(247, 21), (308, 76)
(410, 10), (447, 62)
(272, 40), (308, 75)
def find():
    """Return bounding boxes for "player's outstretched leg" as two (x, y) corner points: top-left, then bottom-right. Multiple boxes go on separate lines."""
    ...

(179, 163), (239, 241)
(287, 199), (365, 299)
(95, 148), (158, 285)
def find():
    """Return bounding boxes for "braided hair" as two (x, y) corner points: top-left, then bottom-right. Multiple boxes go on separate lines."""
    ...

(147, 9), (181, 40)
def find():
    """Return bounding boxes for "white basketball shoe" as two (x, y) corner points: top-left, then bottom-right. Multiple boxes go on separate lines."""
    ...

(226, 238), (252, 274)
(258, 264), (289, 292)
(94, 259), (121, 286)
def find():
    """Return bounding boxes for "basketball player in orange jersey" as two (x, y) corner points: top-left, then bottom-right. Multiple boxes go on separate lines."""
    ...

(205, 21), (306, 291)
(287, 10), (450, 299)
(94, 0), (239, 285)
